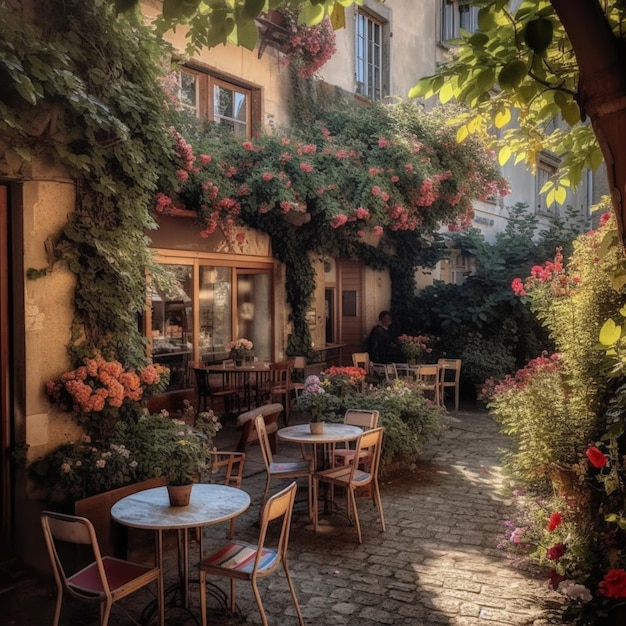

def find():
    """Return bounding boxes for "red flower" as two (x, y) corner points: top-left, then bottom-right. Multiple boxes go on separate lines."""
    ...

(547, 568), (565, 590)
(546, 543), (567, 560)
(547, 512), (563, 532)
(599, 569), (626, 598)
(586, 445), (608, 468)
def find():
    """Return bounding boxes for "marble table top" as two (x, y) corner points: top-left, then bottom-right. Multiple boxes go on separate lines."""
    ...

(110, 483), (250, 531)
(277, 423), (363, 445)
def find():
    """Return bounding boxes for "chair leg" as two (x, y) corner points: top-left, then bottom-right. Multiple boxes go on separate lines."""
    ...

(251, 578), (269, 626)
(373, 479), (386, 532)
(348, 487), (362, 544)
(230, 578), (237, 615)
(312, 477), (319, 531)
(52, 588), (63, 626)
(199, 569), (208, 626)
(101, 598), (113, 626)
(282, 560), (305, 625)
(157, 572), (164, 626)
(454, 385), (459, 411)
(228, 517), (236, 539)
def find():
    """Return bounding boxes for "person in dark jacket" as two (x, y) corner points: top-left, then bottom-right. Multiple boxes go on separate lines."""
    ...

(367, 310), (394, 363)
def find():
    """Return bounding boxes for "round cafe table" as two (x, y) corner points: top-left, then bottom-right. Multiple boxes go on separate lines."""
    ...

(111, 484), (250, 616)
(277, 423), (363, 471)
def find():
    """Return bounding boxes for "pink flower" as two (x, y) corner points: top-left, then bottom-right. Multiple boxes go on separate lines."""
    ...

(511, 277), (527, 296)
(199, 154), (212, 164)
(373, 226), (383, 236)
(371, 186), (381, 196)
(391, 175), (399, 183)
(378, 137), (389, 148)
(262, 172), (274, 181)
(330, 214), (348, 229)
(175, 169), (189, 182)
(299, 162), (313, 173)
(242, 141), (254, 150)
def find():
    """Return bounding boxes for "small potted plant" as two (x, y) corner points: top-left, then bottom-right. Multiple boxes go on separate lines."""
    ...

(296, 374), (341, 434)
(397, 334), (433, 365)
(225, 338), (254, 366)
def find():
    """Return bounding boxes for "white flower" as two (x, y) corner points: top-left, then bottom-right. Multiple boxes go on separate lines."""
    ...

(61, 462), (71, 473)
(75, 460), (82, 467)
(558, 581), (592, 603)
(95, 459), (106, 469)
(129, 460), (138, 469)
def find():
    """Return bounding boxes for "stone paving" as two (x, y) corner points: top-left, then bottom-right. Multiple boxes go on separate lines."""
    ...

(4, 406), (565, 625)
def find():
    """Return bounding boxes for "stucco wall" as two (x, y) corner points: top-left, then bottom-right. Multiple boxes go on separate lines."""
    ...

(21, 163), (83, 463)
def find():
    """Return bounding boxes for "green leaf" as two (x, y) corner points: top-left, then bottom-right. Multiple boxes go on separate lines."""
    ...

(243, 0), (265, 19)
(497, 60), (527, 89)
(498, 145), (512, 166)
(524, 18), (553, 55)
(477, 7), (497, 32)
(468, 32), (490, 48)
(300, 3), (325, 26)
(599, 318), (621, 346)
(235, 17), (258, 50)
(494, 108), (511, 128)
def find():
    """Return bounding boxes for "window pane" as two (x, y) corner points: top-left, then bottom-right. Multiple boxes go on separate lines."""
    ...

(199, 265), (232, 363)
(151, 265), (193, 390)
(237, 273), (272, 362)
(214, 85), (248, 137)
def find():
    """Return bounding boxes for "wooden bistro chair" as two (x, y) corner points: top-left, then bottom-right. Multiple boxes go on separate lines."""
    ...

(41, 511), (164, 626)
(198, 481), (304, 626)
(202, 451), (246, 539)
(313, 427), (386, 544)
(438, 358), (462, 411)
(289, 356), (307, 405)
(333, 409), (380, 468)
(352, 352), (370, 372)
(268, 361), (292, 425)
(191, 364), (239, 416)
(414, 364), (442, 406)
(255, 414), (314, 520)
(371, 362), (398, 382)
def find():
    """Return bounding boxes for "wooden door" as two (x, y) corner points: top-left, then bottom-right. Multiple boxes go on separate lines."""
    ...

(338, 259), (366, 365)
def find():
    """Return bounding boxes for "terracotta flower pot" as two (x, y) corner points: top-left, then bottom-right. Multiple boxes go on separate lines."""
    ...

(309, 421), (324, 435)
(167, 484), (192, 507)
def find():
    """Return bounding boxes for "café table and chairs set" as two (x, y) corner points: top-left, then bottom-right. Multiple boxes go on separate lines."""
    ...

(39, 407), (387, 625)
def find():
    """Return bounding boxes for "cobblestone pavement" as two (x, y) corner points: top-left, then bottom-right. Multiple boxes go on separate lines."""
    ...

(4, 407), (566, 625)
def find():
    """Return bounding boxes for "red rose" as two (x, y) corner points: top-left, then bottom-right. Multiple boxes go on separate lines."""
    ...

(599, 569), (626, 599)
(546, 543), (567, 561)
(586, 445), (608, 468)
(547, 512), (563, 532)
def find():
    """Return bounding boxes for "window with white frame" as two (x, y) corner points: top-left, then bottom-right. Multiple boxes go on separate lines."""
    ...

(536, 157), (560, 217)
(441, 0), (479, 43)
(355, 10), (385, 101)
(174, 67), (260, 138)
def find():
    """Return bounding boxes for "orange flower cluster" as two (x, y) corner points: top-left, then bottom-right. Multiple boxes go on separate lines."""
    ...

(47, 358), (169, 414)
(322, 366), (367, 382)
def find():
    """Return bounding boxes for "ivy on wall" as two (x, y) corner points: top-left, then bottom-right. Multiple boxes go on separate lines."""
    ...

(1, 0), (175, 367)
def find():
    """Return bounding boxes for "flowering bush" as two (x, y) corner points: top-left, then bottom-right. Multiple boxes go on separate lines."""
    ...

(30, 405), (221, 500)
(397, 334), (433, 362)
(278, 7), (337, 78)
(46, 355), (170, 442)
(225, 338), (253, 361)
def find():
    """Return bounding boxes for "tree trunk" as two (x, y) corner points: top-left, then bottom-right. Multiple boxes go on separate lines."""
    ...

(551, 0), (626, 246)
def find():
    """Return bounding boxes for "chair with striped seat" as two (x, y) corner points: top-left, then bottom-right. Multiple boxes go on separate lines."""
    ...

(198, 481), (304, 626)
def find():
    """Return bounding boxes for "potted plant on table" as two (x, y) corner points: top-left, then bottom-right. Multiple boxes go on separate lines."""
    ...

(225, 338), (254, 366)
(296, 374), (342, 434)
(139, 409), (221, 507)
(397, 334), (433, 366)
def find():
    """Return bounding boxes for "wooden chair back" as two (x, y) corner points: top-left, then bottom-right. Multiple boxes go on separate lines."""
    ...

(438, 358), (462, 410)
(344, 409), (379, 430)
(415, 364), (441, 405)
(352, 352), (370, 371)
(255, 414), (274, 470)
(371, 362), (398, 382)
